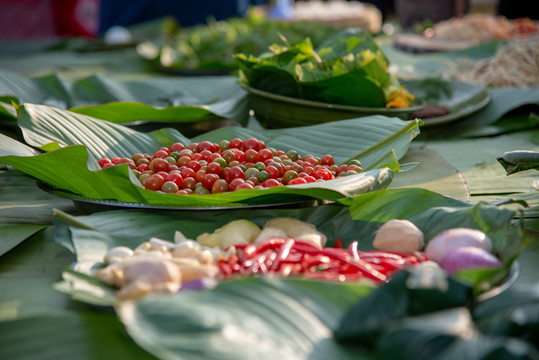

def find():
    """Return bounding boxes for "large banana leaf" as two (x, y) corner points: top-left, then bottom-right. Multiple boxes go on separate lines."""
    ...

(0, 70), (250, 126)
(0, 103), (422, 207)
(0, 171), (75, 257)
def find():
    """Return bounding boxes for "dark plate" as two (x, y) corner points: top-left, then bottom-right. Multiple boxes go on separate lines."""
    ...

(477, 260), (520, 302)
(243, 85), (425, 129)
(37, 182), (333, 214)
(402, 79), (491, 127)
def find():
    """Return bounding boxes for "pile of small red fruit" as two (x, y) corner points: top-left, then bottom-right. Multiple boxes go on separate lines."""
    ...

(97, 137), (363, 195)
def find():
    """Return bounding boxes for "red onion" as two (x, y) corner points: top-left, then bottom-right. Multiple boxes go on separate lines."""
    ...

(440, 246), (501, 275)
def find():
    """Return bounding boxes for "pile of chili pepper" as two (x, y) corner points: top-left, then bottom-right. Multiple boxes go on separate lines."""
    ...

(217, 238), (428, 283)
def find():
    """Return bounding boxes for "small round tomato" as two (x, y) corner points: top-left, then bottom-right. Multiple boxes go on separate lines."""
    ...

(226, 166), (245, 182)
(144, 174), (165, 191)
(196, 141), (215, 153)
(258, 148), (274, 162)
(180, 167), (196, 179)
(229, 178), (245, 191)
(187, 160), (202, 172)
(314, 168), (333, 181)
(321, 154), (335, 166)
(150, 158), (170, 173)
(202, 173), (219, 189)
(262, 179), (281, 188)
(177, 155), (191, 167)
(233, 150), (245, 163)
(153, 149), (169, 159)
(165, 172), (184, 188)
(211, 179), (229, 194)
(138, 173), (150, 185)
(282, 170), (298, 184)
(137, 163), (150, 172)
(111, 157), (121, 164)
(288, 177), (307, 185)
(195, 169), (206, 183)
(169, 142), (186, 153)
(206, 162), (222, 175)
(187, 143), (198, 152)
(98, 158), (111, 168)
(286, 150), (299, 161)
(244, 149), (259, 163)
(191, 153), (203, 161)
(236, 182), (254, 190)
(222, 150), (236, 164)
(219, 140), (230, 151)
(229, 138), (243, 149)
(208, 153), (222, 162)
(182, 177), (197, 191)
(265, 165), (280, 179)
(257, 170), (269, 183)
(161, 181), (179, 193)
(242, 137), (261, 151)
(135, 157), (150, 166)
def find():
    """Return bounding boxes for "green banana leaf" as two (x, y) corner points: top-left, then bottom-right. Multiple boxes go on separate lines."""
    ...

(0, 70), (250, 126)
(0, 170), (75, 257)
(0, 103), (422, 207)
(116, 278), (372, 360)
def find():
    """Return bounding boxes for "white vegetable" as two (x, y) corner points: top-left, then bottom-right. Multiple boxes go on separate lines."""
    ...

(196, 219), (261, 249)
(104, 246), (134, 264)
(148, 237), (175, 252)
(171, 240), (201, 258)
(440, 246), (501, 275)
(425, 228), (493, 263)
(262, 217), (327, 248)
(117, 257), (181, 300)
(372, 219), (424, 252)
(253, 227), (288, 245)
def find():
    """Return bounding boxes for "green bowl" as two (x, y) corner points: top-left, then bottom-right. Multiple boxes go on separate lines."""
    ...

(243, 85), (425, 129)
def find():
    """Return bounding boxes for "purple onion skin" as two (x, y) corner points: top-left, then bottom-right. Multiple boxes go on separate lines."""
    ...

(425, 228), (492, 263)
(179, 277), (218, 292)
(440, 246), (501, 275)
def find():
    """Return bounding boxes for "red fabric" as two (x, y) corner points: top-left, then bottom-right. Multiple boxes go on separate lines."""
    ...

(52, 0), (98, 37)
(0, 0), (98, 39)
(0, 0), (56, 39)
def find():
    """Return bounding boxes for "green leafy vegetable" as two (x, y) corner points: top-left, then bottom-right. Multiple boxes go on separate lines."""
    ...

(140, 15), (342, 71)
(236, 29), (415, 108)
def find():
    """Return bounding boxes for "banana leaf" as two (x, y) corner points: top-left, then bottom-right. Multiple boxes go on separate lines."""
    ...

(0, 103), (422, 207)
(0, 170), (75, 257)
(0, 70), (250, 126)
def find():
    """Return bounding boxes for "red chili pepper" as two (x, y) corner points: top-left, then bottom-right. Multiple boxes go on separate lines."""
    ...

(270, 238), (295, 272)
(348, 241), (360, 262)
(358, 251), (406, 260)
(254, 238), (287, 254)
(334, 238), (343, 249)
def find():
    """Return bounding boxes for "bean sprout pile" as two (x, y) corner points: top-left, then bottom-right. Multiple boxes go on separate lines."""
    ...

(451, 39), (539, 87)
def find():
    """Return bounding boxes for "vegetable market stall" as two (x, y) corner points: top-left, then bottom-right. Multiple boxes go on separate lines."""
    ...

(0, 17), (538, 360)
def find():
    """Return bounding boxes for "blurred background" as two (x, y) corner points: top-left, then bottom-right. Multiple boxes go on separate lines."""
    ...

(2, 0), (536, 40)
